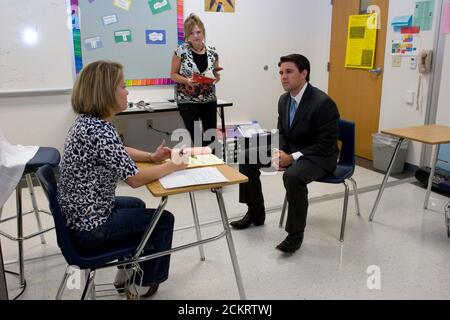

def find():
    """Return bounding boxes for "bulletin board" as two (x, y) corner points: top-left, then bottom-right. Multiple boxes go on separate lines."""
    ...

(71, 0), (183, 86)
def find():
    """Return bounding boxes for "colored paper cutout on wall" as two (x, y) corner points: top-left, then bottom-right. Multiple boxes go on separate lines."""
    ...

(84, 36), (103, 50)
(148, 0), (171, 15)
(113, 0), (132, 11)
(102, 14), (118, 26)
(391, 34), (421, 56)
(145, 30), (167, 44)
(114, 29), (132, 43)
(345, 14), (377, 69)
(413, 0), (435, 31)
(205, 0), (235, 13)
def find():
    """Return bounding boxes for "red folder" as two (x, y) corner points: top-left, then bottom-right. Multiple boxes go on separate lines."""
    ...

(192, 73), (215, 84)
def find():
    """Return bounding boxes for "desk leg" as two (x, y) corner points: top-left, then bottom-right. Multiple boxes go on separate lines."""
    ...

(16, 186), (25, 287)
(189, 192), (206, 261)
(214, 188), (246, 300)
(424, 144), (440, 209)
(369, 138), (405, 222)
(133, 196), (168, 259)
(220, 106), (227, 162)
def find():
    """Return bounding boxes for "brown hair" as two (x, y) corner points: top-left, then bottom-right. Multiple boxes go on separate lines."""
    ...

(71, 60), (124, 118)
(278, 54), (311, 82)
(184, 13), (205, 42)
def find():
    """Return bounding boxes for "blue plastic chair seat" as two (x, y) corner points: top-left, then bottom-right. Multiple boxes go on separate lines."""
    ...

(24, 147), (60, 174)
(318, 165), (354, 184)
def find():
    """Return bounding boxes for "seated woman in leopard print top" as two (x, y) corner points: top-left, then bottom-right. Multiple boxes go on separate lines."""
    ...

(58, 60), (187, 299)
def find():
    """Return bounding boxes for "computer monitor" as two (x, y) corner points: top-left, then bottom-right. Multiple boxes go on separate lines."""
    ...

(436, 143), (450, 172)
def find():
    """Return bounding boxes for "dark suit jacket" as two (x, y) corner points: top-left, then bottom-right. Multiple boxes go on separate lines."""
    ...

(277, 83), (340, 174)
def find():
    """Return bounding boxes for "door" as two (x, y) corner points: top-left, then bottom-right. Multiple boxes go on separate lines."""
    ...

(328, 0), (389, 160)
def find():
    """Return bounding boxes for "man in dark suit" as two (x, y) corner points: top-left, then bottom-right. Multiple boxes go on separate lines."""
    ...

(231, 54), (340, 253)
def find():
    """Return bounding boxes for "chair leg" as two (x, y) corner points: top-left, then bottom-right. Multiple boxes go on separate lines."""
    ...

(339, 181), (350, 242)
(25, 174), (46, 244)
(0, 206), (3, 220)
(279, 195), (288, 228)
(189, 192), (205, 261)
(81, 270), (96, 300)
(349, 177), (361, 216)
(55, 266), (71, 300)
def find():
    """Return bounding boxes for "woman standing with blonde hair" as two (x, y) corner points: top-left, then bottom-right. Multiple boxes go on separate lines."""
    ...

(171, 13), (221, 147)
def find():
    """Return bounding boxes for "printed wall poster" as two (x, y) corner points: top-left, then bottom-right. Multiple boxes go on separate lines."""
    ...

(205, 0), (235, 13)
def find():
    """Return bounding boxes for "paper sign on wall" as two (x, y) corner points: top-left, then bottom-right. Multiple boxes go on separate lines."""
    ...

(146, 30), (166, 44)
(345, 14), (377, 69)
(414, 0), (435, 31)
(114, 30), (132, 43)
(441, 2), (450, 34)
(205, 0), (235, 13)
(148, 0), (171, 15)
(391, 34), (421, 56)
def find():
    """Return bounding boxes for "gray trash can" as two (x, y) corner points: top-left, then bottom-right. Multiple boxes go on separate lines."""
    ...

(372, 133), (409, 174)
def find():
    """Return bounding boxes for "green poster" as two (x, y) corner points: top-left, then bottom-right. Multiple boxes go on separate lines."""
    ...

(414, 0), (435, 31)
(148, 0), (171, 15)
(114, 29), (132, 43)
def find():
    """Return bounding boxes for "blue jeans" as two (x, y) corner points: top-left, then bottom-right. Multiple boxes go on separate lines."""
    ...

(72, 197), (174, 286)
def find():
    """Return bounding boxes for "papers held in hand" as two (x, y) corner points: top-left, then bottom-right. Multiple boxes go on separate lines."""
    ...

(192, 73), (215, 84)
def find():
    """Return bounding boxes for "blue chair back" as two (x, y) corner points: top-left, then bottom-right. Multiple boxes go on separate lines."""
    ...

(337, 119), (355, 170)
(36, 165), (136, 269)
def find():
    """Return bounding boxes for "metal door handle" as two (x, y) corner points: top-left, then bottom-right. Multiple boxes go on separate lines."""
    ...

(368, 67), (383, 75)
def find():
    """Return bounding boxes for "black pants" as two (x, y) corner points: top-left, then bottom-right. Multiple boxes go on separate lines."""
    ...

(178, 101), (217, 147)
(239, 157), (327, 234)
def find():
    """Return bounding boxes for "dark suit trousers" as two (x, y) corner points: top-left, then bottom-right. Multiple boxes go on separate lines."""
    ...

(178, 101), (217, 147)
(239, 157), (327, 234)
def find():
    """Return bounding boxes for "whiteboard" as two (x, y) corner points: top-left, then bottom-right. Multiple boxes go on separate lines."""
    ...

(0, 0), (75, 94)
(73, 0), (183, 86)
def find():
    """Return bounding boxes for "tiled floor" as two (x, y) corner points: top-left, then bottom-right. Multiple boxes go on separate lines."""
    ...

(1, 165), (449, 300)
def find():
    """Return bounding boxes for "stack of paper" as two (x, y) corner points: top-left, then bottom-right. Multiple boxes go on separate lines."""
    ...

(159, 167), (228, 189)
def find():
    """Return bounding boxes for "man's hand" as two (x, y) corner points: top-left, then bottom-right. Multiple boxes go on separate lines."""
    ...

(272, 149), (294, 169)
(151, 140), (171, 162)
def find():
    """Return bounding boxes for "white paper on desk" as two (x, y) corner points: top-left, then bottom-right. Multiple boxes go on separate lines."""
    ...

(159, 167), (228, 189)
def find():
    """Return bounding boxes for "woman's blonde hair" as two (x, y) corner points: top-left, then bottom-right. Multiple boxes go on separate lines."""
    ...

(184, 13), (205, 42)
(71, 60), (123, 118)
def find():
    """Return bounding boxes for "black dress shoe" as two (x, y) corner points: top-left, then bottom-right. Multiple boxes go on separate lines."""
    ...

(230, 205), (265, 230)
(276, 232), (304, 253)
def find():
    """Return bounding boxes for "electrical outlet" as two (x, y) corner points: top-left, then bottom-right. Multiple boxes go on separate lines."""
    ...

(146, 119), (153, 128)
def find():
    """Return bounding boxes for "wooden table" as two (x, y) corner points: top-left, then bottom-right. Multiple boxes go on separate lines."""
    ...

(136, 163), (248, 299)
(369, 125), (450, 221)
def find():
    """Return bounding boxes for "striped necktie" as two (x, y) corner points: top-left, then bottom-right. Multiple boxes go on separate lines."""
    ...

(289, 98), (297, 127)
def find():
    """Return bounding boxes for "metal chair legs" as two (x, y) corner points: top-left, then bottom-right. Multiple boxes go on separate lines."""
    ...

(278, 178), (361, 241)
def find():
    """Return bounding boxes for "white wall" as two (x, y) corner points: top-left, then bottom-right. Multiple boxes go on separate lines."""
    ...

(379, 0), (442, 165)
(0, 0), (332, 152)
(435, 33), (450, 126)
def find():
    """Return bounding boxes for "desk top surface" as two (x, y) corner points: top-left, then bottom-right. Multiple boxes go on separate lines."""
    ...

(381, 125), (450, 145)
(119, 99), (232, 116)
(137, 163), (248, 197)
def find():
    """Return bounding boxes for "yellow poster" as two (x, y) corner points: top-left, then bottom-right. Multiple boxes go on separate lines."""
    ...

(205, 0), (235, 13)
(345, 14), (377, 69)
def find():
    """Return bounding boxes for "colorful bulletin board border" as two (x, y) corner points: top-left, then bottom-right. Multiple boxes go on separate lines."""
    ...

(70, 0), (184, 86)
